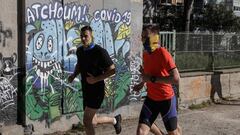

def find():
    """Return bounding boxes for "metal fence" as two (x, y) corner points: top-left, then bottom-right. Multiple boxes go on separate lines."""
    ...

(160, 31), (240, 71)
(175, 32), (240, 71)
(159, 30), (176, 60)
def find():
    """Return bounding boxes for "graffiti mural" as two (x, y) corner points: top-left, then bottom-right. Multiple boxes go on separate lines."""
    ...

(128, 55), (146, 101)
(26, 1), (132, 126)
(0, 53), (18, 124)
(0, 21), (12, 47)
(0, 77), (17, 110)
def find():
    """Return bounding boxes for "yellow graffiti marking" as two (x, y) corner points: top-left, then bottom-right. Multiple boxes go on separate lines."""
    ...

(65, 21), (75, 30)
(116, 24), (130, 40)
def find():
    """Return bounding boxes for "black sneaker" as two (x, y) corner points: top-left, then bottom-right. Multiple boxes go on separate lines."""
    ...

(114, 114), (122, 134)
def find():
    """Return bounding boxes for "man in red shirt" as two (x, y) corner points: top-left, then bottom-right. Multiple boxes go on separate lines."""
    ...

(133, 25), (181, 135)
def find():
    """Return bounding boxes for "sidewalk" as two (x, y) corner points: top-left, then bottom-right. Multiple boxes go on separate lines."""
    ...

(49, 99), (240, 135)
(1, 99), (239, 135)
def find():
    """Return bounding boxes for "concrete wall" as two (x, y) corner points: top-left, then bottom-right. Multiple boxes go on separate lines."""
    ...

(24, 0), (143, 133)
(1, 0), (239, 134)
(0, 0), (18, 125)
(179, 69), (240, 107)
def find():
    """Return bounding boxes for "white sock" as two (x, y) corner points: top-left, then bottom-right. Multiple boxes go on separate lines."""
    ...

(113, 118), (117, 125)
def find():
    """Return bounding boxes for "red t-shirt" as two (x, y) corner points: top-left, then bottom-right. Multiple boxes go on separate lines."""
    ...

(143, 47), (176, 101)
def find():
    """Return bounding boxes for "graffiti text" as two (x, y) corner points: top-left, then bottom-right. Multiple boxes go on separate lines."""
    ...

(27, 2), (89, 23)
(0, 77), (16, 110)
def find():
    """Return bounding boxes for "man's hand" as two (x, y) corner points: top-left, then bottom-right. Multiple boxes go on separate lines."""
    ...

(141, 73), (151, 82)
(86, 73), (99, 84)
(68, 74), (76, 83)
(139, 65), (151, 82)
(133, 82), (145, 92)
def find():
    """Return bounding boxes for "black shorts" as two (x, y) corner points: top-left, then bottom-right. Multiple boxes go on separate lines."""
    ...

(82, 83), (105, 109)
(139, 96), (178, 131)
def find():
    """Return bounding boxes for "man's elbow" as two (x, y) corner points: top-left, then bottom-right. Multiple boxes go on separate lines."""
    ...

(172, 76), (180, 84)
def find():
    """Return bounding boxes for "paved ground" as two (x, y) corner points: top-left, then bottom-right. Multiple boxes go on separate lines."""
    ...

(48, 98), (240, 135)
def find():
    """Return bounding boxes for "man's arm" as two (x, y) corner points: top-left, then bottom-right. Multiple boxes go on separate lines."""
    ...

(86, 64), (115, 84)
(72, 62), (81, 78)
(142, 68), (180, 85)
(97, 64), (116, 81)
(68, 62), (81, 83)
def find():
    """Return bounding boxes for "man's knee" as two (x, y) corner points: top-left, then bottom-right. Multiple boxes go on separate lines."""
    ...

(83, 115), (98, 128)
(137, 128), (147, 135)
(168, 129), (180, 135)
(137, 125), (149, 135)
(92, 116), (98, 127)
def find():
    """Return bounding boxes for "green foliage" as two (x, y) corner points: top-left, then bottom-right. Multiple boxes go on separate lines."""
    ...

(101, 53), (131, 111)
(34, 20), (41, 31)
(202, 4), (240, 32)
(113, 71), (131, 108)
(112, 54), (131, 109)
(214, 53), (240, 68)
(63, 88), (83, 113)
(189, 100), (211, 110)
(176, 52), (210, 71)
(176, 52), (240, 71)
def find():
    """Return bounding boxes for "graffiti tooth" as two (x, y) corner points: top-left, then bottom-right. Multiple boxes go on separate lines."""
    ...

(40, 72), (44, 78)
(41, 62), (44, 67)
(50, 70), (53, 74)
(43, 62), (46, 68)
(47, 62), (50, 67)
(36, 69), (40, 76)
(43, 73), (48, 79)
(57, 64), (61, 69)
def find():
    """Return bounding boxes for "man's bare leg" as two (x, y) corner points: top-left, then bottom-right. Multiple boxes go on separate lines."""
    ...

(93, 115), (115, 125)
(83, 107), (97, 135)
(84, 107), (121, 135)
(177, 125), (182, 135)
(167, 125), (182, 135)
(137, 123), (151, 135)
(150, 123), (164, 135)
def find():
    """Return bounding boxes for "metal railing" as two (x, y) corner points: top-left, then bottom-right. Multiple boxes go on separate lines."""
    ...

(159, 30), (176, 60)
(159, 31), (240, 71)
(175, 32), (240, 71)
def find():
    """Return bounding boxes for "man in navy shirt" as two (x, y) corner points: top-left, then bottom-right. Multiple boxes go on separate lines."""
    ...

(68, 26), (121, 135)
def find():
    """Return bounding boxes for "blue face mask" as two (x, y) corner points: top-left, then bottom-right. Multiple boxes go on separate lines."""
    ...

(83, 42), (95, 51)
(143, 37), (152, 53)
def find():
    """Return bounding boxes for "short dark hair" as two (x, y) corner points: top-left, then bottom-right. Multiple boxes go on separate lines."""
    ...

(81, 26), (93, 33)
(142, 25), (159, 34)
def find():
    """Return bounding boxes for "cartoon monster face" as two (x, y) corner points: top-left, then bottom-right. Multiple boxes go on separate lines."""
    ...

(26, 19), (65, 85)
(0, 53), (17, 76)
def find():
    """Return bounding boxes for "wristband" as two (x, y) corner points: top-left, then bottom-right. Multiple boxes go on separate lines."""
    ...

(150, 76), (156, 83)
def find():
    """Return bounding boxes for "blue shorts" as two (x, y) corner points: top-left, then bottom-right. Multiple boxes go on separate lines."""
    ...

(139, 96), (178, 131)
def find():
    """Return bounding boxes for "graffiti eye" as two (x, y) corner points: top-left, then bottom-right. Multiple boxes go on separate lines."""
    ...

(47, 36), (53, 53)
(36, 34), (44, 50)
